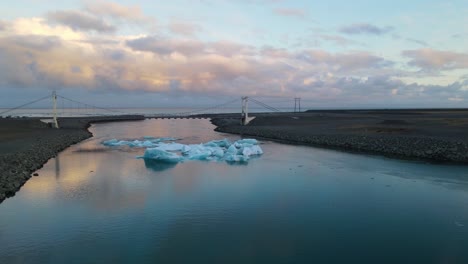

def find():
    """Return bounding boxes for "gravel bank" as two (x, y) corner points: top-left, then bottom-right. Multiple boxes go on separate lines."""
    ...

(0, 115), (144, 203)
(212, 110), (468, 164)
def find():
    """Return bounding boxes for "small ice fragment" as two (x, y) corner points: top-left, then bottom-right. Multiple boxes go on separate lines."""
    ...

(142, 140), (155, 147)
(236, 139), (258, 145)
(242, 145), (263, 156)
(226, 144), (238, 154)
(204, 139), (231, 148)
(143, 148), (183, 163)
(225, 154), (249, 163)
(155, 143), (185, 151)
(102, 139), (119, 146)
(105, 137), (263, 164)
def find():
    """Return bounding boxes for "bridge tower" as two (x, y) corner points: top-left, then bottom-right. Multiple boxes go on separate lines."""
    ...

(52, 91), (59, 128)
(241, 96), (249, 125)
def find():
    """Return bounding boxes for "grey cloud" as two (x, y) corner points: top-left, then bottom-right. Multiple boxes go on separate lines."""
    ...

(84, 0), (152, 23)
(339, 23), (393, 35)
(2, 35), (62, 51)
(169, 21), (202, 36)
(126, 36), (256, 57)
(402, 48), (468, 71)
(405, 38), (428, 47)
(451, 33), (467, 39)
(273, 8), (306, 18)
(318, 34), (358, 47)
(0, 21), (466, 107)
(126, 36), (206, 55)
(296, 50), (393, 73)
(47, 10), (115, 33)
(0, 20), (7, 31)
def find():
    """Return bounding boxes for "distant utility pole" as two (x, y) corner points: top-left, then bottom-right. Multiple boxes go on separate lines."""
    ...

(294, 97), (301, 112)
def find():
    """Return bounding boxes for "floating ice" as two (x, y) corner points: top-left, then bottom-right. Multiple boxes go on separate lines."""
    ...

(104, 137), (264, 165)
(102, 137), (177, 148)
(155, 143), (186, 151)
(140, 148), (183, 163)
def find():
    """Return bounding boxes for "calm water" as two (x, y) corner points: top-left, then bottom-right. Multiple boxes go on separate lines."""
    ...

(1, 119), (468, 263)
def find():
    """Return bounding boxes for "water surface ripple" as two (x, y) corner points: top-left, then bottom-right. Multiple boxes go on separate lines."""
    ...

(1, 119), (468, 263)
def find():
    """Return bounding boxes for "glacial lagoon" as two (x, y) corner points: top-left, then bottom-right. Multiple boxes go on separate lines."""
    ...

(1, 119), (468, 263)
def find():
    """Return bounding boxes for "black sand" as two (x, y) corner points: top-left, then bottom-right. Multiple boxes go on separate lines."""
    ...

(2, 109), (468, 203)
(213, 109), (468, 164)
(0, 116), (144, 203)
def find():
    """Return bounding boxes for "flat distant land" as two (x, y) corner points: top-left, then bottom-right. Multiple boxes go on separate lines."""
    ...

(214, 109), (468, 163)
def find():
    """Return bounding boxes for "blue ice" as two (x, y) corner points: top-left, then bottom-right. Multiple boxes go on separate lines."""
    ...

(104, 137), (263, 164)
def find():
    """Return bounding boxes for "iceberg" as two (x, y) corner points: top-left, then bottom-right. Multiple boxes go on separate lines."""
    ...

(103, 137), (263, 165)
(102, 137), (178, 148)
(236, 139), (258, 145)
(154, 143), (185, 151)
(140, 148), (183, 163)
(182, 144), (225, 160)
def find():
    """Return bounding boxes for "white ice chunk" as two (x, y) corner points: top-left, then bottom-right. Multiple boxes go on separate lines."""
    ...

(102, 139), (120, 146)
(155, 143), (185, 151)
(236, 139), (258, 145)
(226, 144), (238, 154)
(204, 139), (231, 148)
(142, 148), (183, 163)
(225, 154), (250, 163)
(104, 137), (263, 164)
(242, 145), (263, 156)
(102, 137), (179, 148)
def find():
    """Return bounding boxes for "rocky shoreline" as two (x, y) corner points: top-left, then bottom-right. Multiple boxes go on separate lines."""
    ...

(0, 115), (144, 203)
(212, 111), (468, 164)
(215, 125), (468, 163)
(2, 110), (467, 203)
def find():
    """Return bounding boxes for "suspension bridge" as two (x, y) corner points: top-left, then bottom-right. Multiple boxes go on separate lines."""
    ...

(0, 91), (307, 128)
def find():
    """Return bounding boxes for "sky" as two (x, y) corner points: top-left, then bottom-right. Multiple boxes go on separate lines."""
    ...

(0, 0), (467, 108)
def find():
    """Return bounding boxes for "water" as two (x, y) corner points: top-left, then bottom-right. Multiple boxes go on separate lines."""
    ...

(1, 119), (468, 263)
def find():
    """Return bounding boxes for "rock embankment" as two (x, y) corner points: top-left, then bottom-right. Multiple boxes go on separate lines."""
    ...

(0, 115), (145, 203)
(213, 121), (468, 164)
(0, 130), (91, 202)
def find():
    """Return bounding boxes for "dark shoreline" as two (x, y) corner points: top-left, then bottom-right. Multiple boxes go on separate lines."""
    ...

(2, 109), (468, 203)
(212, 109), (468, 165)
(0, 115), (145, 203)
(215, 125), (468, 164)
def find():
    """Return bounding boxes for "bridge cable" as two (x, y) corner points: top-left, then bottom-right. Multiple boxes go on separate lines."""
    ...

(249, 98), (282, 112)
(0, 95), (51, 116)
(56, 95), (128, 115)
(180, 98), (241, 116)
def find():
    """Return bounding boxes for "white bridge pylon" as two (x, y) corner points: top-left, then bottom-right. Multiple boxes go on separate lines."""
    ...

(241, 96), (255, 125)
(52, 91), (59, 129)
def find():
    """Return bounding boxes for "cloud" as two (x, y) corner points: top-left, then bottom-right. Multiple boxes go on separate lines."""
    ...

(0, 20), (7, 31)
(126, 36), (206, 56)
(169, 21), (202, 36)
(0, 15), (466, 107)
(295, 50), (393, 74)
(339, 23), (393, 35)
(317, 34), (358, 47)
(402, 48), (468, 71)
(47, 10), (115, 33)
(273, 8), (306, 18)
(405, 38), (428, 47)
(84, 0), (152, 23)
(1, 35), (62, 51)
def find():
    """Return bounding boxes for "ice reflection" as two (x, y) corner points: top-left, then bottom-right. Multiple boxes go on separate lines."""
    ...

(1, 119), (468, 263)
(144, 159), (177, 172)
